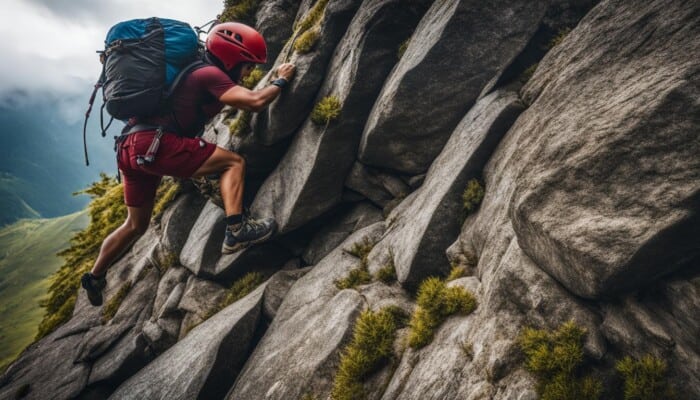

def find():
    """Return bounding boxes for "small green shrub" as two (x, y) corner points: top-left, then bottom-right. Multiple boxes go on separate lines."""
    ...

(295, 0), (330, 33)
(397, 38), (410, 59)
(408, 277), (477, 348)
(15, 383), (30, 399)
(519, 321), (602, 400)
(201, 272), (265, 321)
(462, 179), (485, 215)
(335, 265), (372, 290)
(230, 110), (252, 136)
(376, 263), (397, 284)
(446, 264), (467, 281)
(336, 237), (375, 290)
(102, 280), (133, 324)
(220, 0), (259, 25)
(331, 307), (405, 400)
(548, 28), (572, 49)
(294, 28), (320, 54)
(242, 67), (266, 89)
(311, 96), (342, 126)
(616, 354), (674, 400)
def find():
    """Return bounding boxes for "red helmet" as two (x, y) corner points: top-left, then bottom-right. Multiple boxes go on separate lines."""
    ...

(206, 22), (267, 70)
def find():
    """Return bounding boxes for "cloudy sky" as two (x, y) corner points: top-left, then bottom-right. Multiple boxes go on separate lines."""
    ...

(1, 0), (223, 122)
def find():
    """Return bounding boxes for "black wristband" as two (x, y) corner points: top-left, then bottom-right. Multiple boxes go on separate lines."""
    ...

(271, 78), (288, 89)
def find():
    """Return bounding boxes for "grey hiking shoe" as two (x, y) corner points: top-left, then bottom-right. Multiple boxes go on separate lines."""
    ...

(81, 273), (107, 306)
(222, 213), (277, 254)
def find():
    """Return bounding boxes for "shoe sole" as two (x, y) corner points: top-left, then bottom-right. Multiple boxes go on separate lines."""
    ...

(221, 224), (277, 254)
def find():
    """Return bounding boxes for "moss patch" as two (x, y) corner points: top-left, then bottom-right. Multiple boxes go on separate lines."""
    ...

(242, 67), (266, 89)
(152, 178), (180, 221)
(294, 28), (320, 54)
(311, 95), (342, 126)
(102, 280), (132, 324)
(331, 307), (406, 400)
(230, 110), (252, 136)
(519, 321), (602, 400)
(408, 277), (477, 349)
(220, 0), (259, 25)
(201, 272), (265, 321)
(295, 0), (330, 34)
(462, 178), (484, 216)
(336, 237), (375, 290)
(616, 354), (674, 400)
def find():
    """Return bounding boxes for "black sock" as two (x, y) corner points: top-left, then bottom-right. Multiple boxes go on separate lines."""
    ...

(226, 214), (243, 227)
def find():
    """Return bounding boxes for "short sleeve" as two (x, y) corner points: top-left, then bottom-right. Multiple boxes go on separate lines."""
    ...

(195, 66), (237, 99)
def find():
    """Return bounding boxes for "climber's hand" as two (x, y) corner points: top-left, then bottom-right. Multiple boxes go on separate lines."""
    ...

(276, 63), (296, 81)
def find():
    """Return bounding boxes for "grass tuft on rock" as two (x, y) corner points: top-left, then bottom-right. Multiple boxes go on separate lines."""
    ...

(331, 307), (405, 400)
(152, 178), (180, 221)
(446, 264), (467, 281)
(230, 110), (252, 136)
(201, 272), (265, 321)
(311, 95), (342, 126)
(408, 277), (477, 349)
(242, 67), (266, 89)
(462, 178), (484, 216)
(220, 0), (259, 25)
(519, 321), (602, 400)
(336, 237), (375, 290)
(295, 0), (330, 34)
(616, 354), (674, 400)
(294, 28), (320, 54)
(102, 280), (132, 324)
(375, 263), (397, 284)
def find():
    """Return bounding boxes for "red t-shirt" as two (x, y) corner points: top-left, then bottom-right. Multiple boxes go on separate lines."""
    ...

(143, 65), (236, 137)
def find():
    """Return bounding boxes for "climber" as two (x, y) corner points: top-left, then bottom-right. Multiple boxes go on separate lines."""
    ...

(80, 22), (296, 307)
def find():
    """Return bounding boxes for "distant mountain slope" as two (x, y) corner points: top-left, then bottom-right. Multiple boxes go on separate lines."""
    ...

(0, 211), (88, 371)
(0, 98), (115, 219)
(0, 172), (41, 226)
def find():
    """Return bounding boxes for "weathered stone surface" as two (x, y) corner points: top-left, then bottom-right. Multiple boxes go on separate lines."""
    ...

(177, 275), (227, 317)
(252, 0), (427, 233)
(152, 267), (189, 320)
(250, 0), (365, 145)
(159, 192), (206, 254)
(255, 0), (303, 70)
(358, 0), (548, 175)
(109, 284), (267, 400)
(180, 201), (290, 279)
(367, 90), (523, 288)
(302, 201), (383, 265)
(344, 162), (411, 208)
(227, 223), (385, 399)
(512, 0), (700, 299)
(262, 267), (311, 321)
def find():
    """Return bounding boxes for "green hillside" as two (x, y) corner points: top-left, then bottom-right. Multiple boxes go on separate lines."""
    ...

(0, 173), (41, 226)
(0, 211), (88, 371)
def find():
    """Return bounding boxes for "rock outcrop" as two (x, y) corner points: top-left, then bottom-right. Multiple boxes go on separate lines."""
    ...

(2, 0), (698, 399)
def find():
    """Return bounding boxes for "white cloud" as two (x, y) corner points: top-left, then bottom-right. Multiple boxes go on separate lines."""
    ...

(0, 0), (223, 108)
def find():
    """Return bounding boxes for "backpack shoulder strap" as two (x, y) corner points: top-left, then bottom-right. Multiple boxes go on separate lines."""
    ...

(164, 60), (209, 98)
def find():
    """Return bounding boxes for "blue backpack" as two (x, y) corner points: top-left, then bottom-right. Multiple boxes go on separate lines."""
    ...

(83, 17), (206, 165)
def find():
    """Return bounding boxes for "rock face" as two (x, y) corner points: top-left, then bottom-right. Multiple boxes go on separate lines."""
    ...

(358, 0), (549, 175)
(512, 0), (700, 299)
(109, 284), (267, 400)
(252, 0), (429, 233)
(368, 90), (524, 288)
(2, 0), (699, 399)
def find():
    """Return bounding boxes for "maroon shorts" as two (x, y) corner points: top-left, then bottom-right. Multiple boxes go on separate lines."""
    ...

(117, 130), (217, 207)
